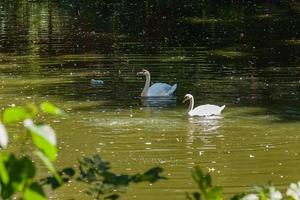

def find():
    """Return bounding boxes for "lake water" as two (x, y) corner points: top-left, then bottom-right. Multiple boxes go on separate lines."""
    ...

(0, 1), (300, 199)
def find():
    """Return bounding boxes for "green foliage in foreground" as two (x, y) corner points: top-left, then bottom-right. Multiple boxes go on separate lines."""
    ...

(77, 154), (166, 199)
(188, 167), (300, 200)
(0, 102), (164, 200)
(0, 154), (43, 199)
(186, 167), (223, 200)
(0, 102), (65, 200)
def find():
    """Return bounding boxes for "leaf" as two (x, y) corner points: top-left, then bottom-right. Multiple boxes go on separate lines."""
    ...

(207, 186), (223, 200)
(193, 192), (201, 200)
(25, 103), (38, 118)
(192, 167), (206, 190)
(40, 167), (75, 190)
(231, 194), (246, 200)
(35, 151), (63, 185)
(40, 102), (66, 116)
(0, 155), (36, 198)
(10, 156), (36, 192)
(0, 154), (9, 184)
(62, 167), (75, 177)
(24, 119), (57, 161)
(3, 107), (30, 124)
(23, 182), (46, 200)
(0, 122), (8, 148)
(191, 167), (224, 200)
(78, 154), (166, 198)
(131, 167), (165, 183)
(104, 194), (120, 200)
(0, 155), (35, 196)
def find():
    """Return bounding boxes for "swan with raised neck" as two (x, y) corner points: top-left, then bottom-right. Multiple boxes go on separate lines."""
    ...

(137, 69), (151, 97)
(183, 94), (226, 117)
(183, 94), (194, 113)
(137, 69), (177, 97)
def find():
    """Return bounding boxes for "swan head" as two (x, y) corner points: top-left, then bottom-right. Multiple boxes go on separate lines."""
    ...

(137, 69), (150, 76)
(183, 94), (193, 103)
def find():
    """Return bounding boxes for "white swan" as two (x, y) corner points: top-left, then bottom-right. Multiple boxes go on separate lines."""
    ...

(183, 94), (225, 117)
(137, 69), (177, 97)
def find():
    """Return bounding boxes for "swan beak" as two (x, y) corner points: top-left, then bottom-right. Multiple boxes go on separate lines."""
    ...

(137, 72), (143, 75)
(182, 98), (188, 103)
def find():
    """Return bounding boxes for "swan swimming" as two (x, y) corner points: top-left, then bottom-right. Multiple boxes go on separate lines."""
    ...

(183, 94), (225, 117)
(137, 69), (177, 97)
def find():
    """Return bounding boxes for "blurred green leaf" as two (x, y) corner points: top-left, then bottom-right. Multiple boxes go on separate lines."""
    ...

(189, 167), (223, 200)
(230, 194), (246, 200)
(23, 182), (46, 200)
(40, 102), (66, 116)
(26, 103), (39, 118)
(0, 154), (9, 184)
(3, 107), (30, 124)
(104, 194), (120, 200)
(24, 120), (57, 161)
(35, 151), (63, 185)
(187, 192), (200, 200)
(12, 157), (36, 191)
(8, 156), (35, 191)
(40, 167), (75, 190)
(0, 103), (66, 199)
(0, 154), (36, 199)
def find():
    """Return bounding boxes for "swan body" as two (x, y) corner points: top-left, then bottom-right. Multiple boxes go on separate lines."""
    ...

(146, 83), (177, 96)
(188, 104), (225, 117)
(137, 69), (177, 97)
(183, 94), (225, 117)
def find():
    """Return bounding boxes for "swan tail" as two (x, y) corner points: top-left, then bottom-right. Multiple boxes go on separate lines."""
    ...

(220, 105), (226, 112)
(166, 84), (177, 96)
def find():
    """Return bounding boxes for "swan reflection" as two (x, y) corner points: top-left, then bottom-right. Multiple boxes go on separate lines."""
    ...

(140, 97), (177, 107)
(187, 116), (223, 144)
(189, 116), (222, 132)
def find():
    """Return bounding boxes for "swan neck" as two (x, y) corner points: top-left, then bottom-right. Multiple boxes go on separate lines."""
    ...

(187, 97), (194, 113)
(141, 73), (150, 96)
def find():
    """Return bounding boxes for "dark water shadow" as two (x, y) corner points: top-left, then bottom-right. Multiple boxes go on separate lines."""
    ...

(237, 105), (300, 123)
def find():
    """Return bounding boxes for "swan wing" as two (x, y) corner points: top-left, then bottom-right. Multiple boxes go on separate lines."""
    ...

(165, 84), (177, 96)
(189, 104), (225, 117)
(147, 83), (177, 96)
